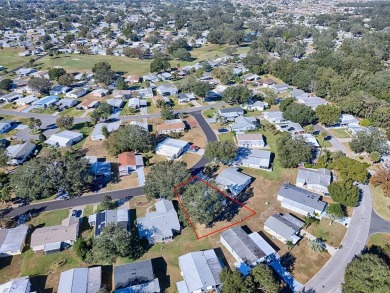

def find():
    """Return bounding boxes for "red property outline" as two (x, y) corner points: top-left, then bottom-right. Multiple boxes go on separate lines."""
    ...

(174, 175), (256, 239)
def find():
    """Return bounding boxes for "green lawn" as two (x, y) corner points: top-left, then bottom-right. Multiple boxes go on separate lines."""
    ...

(36, 54), (152, 75)
(329, 128), (351, 139)
(30, 108), (57, 115)
(0, 48), (30, 70)
(28, 209), (69, 227)
(83, 205), (94, 217)
(315, 136), (332, 148)
(202, 108), (216, 118)
(306, 218), (347, 247)
(370, 184), (390, 221)
(72, 122), (93, 136)
(58, 107), (85, 117)
(218, 131), (235, 142)
(368, 233), (390, 253)
(31, 194), (56, 204)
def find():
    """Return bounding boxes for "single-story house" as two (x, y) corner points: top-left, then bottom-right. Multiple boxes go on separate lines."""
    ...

(177, 250), (223, 293)
(88, 209), (129, 238)
(6, 141), (36, 165)
(128, 97), (147, 109)
(106, 98), (124, 108)
(156, 119), (186, 135)
(90, 88), (109, 98)
(15, 67), (34, 76)
(177, 93), (196, 104)
(0, 122), (12, 134)
(91, 121), (122, 141)
(218, 107), (244, 122)
(0, 93), (23, 103)
(238, 148), (272, 170)
(230, 116), (258, 132)
(244, 100), (268, 111)
(57, 98), (78, 110)
(114, 259), (160, 293)
(0, 277), (31, 293)
(156, 85), (178, 96)
(128, 74), (141, 83)
(0, 225), (29, 257)
(236, 133), (265, 148)
(143, 74), (160, 83)
(259, 78), (275, 87)
(134, 88), (153, 99)
(263, 111), (287, 124)
(277, 184), (327, 216)
(34, 95), (59, 108)
(45, 130), (83, 148)
(339, 114), (359, 127)
(118, 152), (144, 176)
(130, 120), (148, 131)
(297, 133), (320, 148)
(155, 138), (188, 160)
(297, 95), (327, 110)
(152, 95), (170, 106)
(76, 100), (100, 110)
(290, 88), (307, 100)
(58, 267), (101, 293)
(264, 213), (304, 244)
(89, 159), (111, 178)
(220, 227), (275, 275)
(137, 199), (181, 244)
(348, 125), (367, 136)
(157, 72), (173, 81)
(296, 168), (332, 194)
(215, 167), (252, 196)
(66, 88), (87, 99)
(30, 217), (79, 252)
(269, 83), (290, 93)
(50, 85), (70, 96)
(243, 73), (260, 82)
(112, 90), (132, 99)
(15, 95), (38, 105)
(275, 121), (305, 135)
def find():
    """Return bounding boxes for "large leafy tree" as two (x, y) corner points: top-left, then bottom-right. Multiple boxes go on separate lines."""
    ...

(332, 156), (369, 183)
(150, 58), (171, 73)
(276, 133), (313, 168)
(315, 104), (341, 126)
(328, 181), (360, 207)
(105, 125), (155, 156)
(92, 62), (115, 85)
(343, 252), (390, 293)
(0, 79), (13, 91)
(27, 77), (51, 94)
(48, 67), (66, 81)
(282, 103), (316, 126)
(56, 116), (74, 130)
(204, 141), (237, 164)
(160, 104), (175, 120)
(371, 170), (390, 197)
(251, 264), (280, 293)
(222, 85), (251, 105)
(349, 127), (390, 155)
(144, 161), (190, 200)
(326, 203), (345, 224)
(181, 181), (222, 226)
(220, 268), (255, 293)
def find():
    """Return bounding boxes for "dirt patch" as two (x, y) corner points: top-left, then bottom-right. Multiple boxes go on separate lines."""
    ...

(104, 173), (139, 191)
(82, 137), (117, 162)
(178, 153), (201, 168)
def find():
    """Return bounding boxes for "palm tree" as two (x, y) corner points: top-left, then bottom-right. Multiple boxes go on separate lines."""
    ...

(309, 239), (325, 253)
(286, 240), (294, 251)
(305, 125), (315, 134)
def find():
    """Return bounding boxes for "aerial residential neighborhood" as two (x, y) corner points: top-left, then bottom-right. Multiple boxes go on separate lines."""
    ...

(0, 0), (389, 292)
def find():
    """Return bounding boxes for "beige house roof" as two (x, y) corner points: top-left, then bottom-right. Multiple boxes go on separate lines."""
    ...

(30, 220), (79, 248)
(156, 121), (185, 132)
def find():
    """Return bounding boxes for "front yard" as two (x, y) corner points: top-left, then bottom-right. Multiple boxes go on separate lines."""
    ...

(370, 184), (390, 221)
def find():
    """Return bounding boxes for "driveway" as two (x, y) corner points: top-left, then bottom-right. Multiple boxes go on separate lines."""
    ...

(303, 184), (372, 293)
(136, 167), (145, 187)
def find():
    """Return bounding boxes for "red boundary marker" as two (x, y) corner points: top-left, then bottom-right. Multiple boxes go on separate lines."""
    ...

(174, 175), (256, 239)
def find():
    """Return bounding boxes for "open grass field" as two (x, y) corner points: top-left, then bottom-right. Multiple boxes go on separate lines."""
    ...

(367, 233), (390, 255)
(0, 48), (29, 70)
(370, 184), (390, 221)
(306, 219), (347, 247)
(28, 209), (69, 227)
(218, 131), (235, 142)
(328, 128), (351, 139)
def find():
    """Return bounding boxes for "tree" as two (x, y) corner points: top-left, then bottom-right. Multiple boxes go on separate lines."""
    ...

(27, 77), (51, 94)
(371, 170), (390, 197)
(92, 62), (114, 85)
(204, 141), (237, 164)
(305, 125), (315, 134)
(173, 48), (192, 61)
(328, 181), (360, 207)
(48, 67), (66, 81)
(220, 268), (254, 293)
(101, 195), (116, 210)
(309, 239), (325, 253)
(0, 79), (13, 91)
(283, 103), (316, 126)
(279, 97), (296, 112)
(190, 81), (212, 98)
(303, 215), (320, 228)
(73, 238), (91, 260)
(181, 181), (222, 226)
(276, 133), (314, 168)
(343, 253), (390, 293)
(251, 264), (279, 293)
(58, 73), (74, 86)
(222, 85), (251, 105)
(326, 203), (345, 224)
(150, 58), (171, 73)
(56, 116), (74, 130)
(332, 156), (369, 183)
(286, 240), (294, 251)
(370, 151), (381, 163)
(144, 161), (190, 200)
(116, 77), (127, 90)
(349, 127), (390, 155)
(90, 102), (113, 124)
(27, 118), (42, 130)
(315, 104), (341, 126)
(105, 125), (155, 156)
(160, 104), (175, 120)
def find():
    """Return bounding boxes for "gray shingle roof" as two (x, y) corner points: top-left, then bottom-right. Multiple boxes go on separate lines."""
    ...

(215, 167), (252, 187)
(264, 214), (304, 241)
(296, 168), (331, 189)
(114, 259), (155, 290)
(221, 227), (266, 265)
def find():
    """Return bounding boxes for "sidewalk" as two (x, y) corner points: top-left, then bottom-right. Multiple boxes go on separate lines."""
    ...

(302, 229), (338, 255)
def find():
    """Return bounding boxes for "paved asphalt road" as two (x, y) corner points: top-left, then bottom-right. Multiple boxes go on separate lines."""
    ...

(7, 111), (217, 218)
(304, 184), (373, 293)
(369, 210), (390, 234)
(314, 125), (349, 154)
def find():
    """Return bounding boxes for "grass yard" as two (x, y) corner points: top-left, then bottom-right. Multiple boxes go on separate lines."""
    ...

(315, 136), (332, 148)
(202, 108), (216, 118)
(28, 209), (69, 227)
(0, 48), (29, 70)
(83, 205), (94, 217)
(218, 131), (235, 142)
(31, 194), (56, 204)
(36, 54), (152, 75)
(306, 218), (347, 247)
(370, 184), (390, 221)
(328, 128), (351, 139)
(244, 110), (262, 117)
(58, 107), (85, 117)
(190, 44), (249, 62)
(367, 233), (390, 255)
(30, 107), (57, 115)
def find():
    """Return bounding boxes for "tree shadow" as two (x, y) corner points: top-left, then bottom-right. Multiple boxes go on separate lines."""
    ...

(0, 256), (12, 270)
(280, 252), (296, 273)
